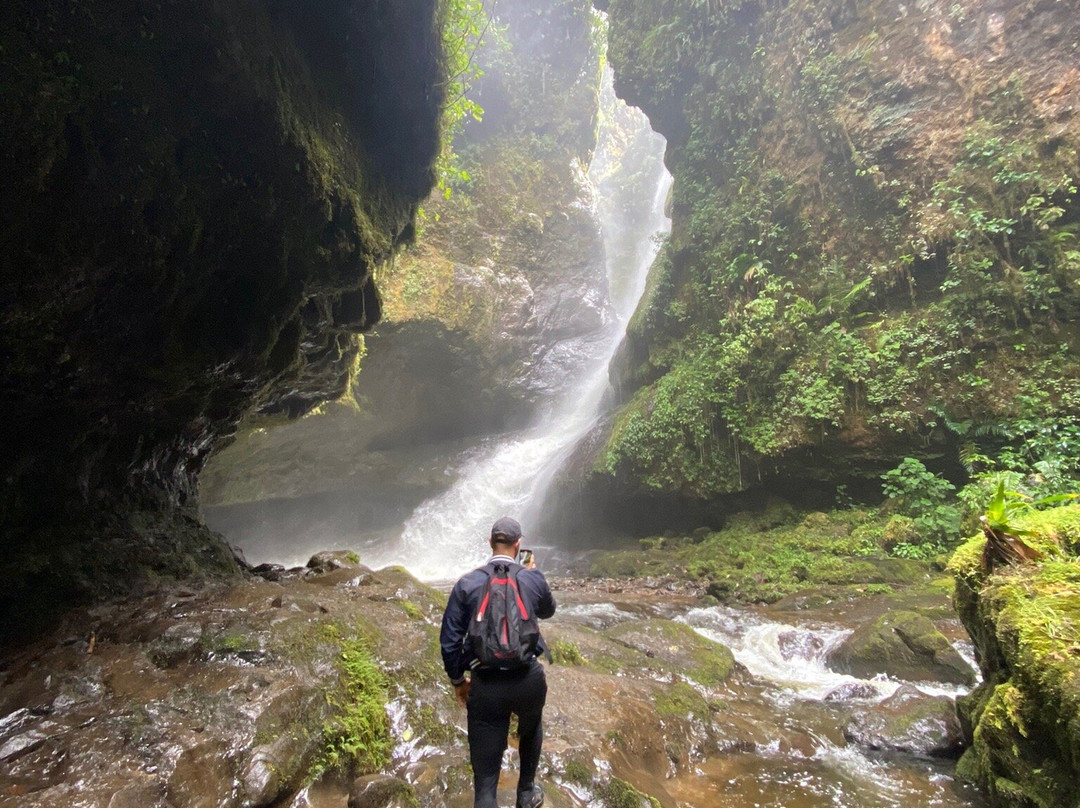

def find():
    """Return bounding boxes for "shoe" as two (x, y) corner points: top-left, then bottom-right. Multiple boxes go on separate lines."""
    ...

(516, 784), (544, 808)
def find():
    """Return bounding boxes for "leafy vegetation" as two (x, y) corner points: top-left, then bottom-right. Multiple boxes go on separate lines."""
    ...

(599, 0), (1080, 513)
(591, 507), (928, 604)
(879, 458), (958, 556)
(316, 626), (392, 776)
(434, 0), (491, 196)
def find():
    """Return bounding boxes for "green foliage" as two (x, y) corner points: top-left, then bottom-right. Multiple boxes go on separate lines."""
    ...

(881, 458), (960, 546)
(549, 638), (586, 666)
(317, 627), (391, 776)
(434, 0), (490, 196)
(592, 507), (922, 604)
(602, 0), (1080, 509)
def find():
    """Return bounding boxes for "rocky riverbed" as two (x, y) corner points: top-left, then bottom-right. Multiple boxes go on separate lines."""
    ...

(0, 555), (987, 808)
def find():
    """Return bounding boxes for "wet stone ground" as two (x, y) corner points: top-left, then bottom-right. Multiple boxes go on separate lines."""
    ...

(0, 557), (987, 808)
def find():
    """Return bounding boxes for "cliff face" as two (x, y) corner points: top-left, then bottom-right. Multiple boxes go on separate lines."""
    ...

(0, 0), (442, 639)
(572, 0), (1080, 529)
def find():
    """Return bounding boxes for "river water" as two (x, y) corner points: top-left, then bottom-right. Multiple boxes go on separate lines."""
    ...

(556, 596), (988, 808)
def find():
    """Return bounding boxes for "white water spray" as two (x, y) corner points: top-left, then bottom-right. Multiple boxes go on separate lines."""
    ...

(370, 77), (671, 581)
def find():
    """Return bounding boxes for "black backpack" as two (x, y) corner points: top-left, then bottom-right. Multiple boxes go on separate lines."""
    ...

(468, 562), (542, 670)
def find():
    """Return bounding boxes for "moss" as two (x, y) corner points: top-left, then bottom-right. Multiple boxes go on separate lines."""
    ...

(408, 703), (461, 747)
(314, 626), (391, 777)
(562, 756), (593, 786)
(399, 600), (426, 621)
(604, 619), (735, 686)
(592, 506), (930, 604)
(598, 777), (661, 808)
(654, 681), (709, 720)
(550, 639), (587, 666)
(951, 504), (1080, 807)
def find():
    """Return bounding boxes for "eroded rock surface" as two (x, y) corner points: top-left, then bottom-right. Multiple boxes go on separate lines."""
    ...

(0, 0), (442, 639)
(0, 562), (989, 807)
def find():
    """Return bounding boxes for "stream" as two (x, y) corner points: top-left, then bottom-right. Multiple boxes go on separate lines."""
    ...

(552, 592), (988, 808)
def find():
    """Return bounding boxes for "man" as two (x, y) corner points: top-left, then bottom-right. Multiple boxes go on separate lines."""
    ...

(439, 516), (556, 808)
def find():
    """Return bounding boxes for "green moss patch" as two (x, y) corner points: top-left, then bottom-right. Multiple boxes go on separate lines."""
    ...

(591, 507), (930, 604)
(950, 504), (1080, 807)
(603, 619), (735, 687)
(316, 626), (392, 777)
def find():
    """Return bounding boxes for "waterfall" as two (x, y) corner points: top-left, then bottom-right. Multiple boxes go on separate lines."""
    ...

(367, 74), (671, 580)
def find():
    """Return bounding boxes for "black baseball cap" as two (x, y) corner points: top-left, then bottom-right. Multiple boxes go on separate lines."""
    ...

(490, 516), (522, 543)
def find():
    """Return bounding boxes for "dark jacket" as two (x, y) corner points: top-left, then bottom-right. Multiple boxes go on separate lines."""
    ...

(440, 556), (557, 684)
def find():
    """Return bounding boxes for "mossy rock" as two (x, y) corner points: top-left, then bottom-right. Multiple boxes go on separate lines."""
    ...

(602, 619), (735, 686)
(843, 684), (963, 757)
(597, 777), (661, 808)
(949, 506), (1080, 805)
(827, 610), (976, 686)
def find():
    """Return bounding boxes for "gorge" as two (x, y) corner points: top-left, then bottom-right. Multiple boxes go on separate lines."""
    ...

(2, 1), (1080, 807)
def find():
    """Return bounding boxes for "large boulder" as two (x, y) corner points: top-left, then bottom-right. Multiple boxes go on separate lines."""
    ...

(827, 610), (975, 686)
(844, 684), (964, 758)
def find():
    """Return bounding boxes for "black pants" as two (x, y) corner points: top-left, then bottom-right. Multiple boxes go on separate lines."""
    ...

(467, 662), (547, 808)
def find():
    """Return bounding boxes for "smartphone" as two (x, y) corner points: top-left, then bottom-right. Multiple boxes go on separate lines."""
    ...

(518, 549), (534, 567)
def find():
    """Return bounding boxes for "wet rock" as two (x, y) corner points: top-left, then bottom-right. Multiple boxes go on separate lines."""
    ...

(823, 683), (880, 702)
(843, 685), (964, 758)
(306, 551), (363, 576)
(349, 774), (417, 808)
(826, 611), (976, 686)
(241, 685), (331, 806)
(0, 719), (60, 762)
(166, 738), (235, 808)
(253, 564), (287, 582)
(147, 622), (204, 669)
(106, 777), (166, 808)
(776, 629), (825, 661)
(602, 619), (735, 686)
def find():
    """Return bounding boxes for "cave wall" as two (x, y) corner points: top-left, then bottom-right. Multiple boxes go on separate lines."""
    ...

(558, 0), (1080, 529)
(0, 0), (442, 639)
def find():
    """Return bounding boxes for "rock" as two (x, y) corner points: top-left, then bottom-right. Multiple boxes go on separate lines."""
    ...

(823, 683), (880, 702)
(0, 720), (60, 763)
(349, 774), (417, 808)
(253, 564), (287, 582)
(603, 619), (736, 686)
(166, 739), (234, 808)
(776, 629), (825, 661)
(0, 0), (443, 640)
(306, 551), (362, 576)
(147, 622), (204, 669)
(106, 777), (166, 808)
(241, 748), (282, 808)
(826, 611), (976, 686)
(240, 684), (332, 805)
(844, 685), (964, 758)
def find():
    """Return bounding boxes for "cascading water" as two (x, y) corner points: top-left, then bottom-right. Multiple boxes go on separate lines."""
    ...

(556, 599), (987, 808)
(366, 73), (671, 581)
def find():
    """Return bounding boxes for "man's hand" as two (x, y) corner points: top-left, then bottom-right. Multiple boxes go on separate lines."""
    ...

(454, 678), (471, 707)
